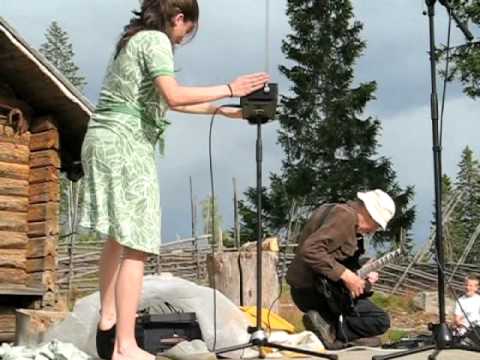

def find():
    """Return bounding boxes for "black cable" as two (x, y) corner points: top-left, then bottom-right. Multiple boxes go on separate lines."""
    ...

(439, 10), (452, 146)
(208, 104), (241, 352)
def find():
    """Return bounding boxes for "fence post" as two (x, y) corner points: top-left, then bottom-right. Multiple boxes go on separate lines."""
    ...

(233, 177), (240, 249)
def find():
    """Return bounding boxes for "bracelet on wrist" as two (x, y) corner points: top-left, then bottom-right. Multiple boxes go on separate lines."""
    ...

(227, 84), (233, 97)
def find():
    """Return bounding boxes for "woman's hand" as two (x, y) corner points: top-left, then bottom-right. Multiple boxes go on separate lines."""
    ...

(228, 73), (271, 97)
(219, 106), (243, 119)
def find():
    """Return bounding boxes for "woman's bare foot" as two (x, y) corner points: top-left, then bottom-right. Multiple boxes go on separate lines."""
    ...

(98, 317), (116, 331)
(112, 342), (155, 360)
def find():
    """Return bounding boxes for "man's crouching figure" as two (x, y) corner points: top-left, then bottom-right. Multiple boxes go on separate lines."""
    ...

(286, 189), (395, 349)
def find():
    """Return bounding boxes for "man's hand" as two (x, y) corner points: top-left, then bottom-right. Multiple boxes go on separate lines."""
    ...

(366, 271), (379, 284)
(340, 269), (366, 298)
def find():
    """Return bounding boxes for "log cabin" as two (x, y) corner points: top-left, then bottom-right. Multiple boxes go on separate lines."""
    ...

(0, 17), (93, 342)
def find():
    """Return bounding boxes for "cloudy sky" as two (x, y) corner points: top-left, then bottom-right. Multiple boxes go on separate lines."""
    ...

(3, 1), (480, 248)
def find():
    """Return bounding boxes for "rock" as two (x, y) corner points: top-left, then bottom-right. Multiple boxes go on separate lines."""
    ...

(413, 291), (455, 315)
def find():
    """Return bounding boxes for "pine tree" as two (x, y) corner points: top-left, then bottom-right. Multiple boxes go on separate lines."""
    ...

(39, 21), (86, 91)
(448, 146), (480, 262)
(444, 1), (480, 98)
(239, 0), (415, 250)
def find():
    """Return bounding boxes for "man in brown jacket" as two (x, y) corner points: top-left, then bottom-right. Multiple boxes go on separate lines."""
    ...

(286, 189), (395, 349)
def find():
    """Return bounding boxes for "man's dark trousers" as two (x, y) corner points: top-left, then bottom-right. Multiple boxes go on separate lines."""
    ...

(291, 287), (390, 342)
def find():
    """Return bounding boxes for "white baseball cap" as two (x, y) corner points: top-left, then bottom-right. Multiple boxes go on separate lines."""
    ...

(357, 189), (396, 230)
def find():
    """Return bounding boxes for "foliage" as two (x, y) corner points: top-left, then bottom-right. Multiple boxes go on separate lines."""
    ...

(443, 1), (480, 98)
(239, 0), (415, 251)
(447, 146), (480, 262)
(39, 21), (86, 91)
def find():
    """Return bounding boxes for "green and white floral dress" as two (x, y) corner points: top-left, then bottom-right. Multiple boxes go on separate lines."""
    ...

(78, 30), (174, 255)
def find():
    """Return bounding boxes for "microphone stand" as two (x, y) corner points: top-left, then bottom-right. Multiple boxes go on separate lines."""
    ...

(372, 1), (479, 359)
(214, 85), (337, 359)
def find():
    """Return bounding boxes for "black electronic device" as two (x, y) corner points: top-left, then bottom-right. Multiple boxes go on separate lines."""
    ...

(96, 310), (202, 359)
(240, 83), (278, 123)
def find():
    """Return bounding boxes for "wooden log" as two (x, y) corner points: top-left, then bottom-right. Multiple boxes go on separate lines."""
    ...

(206, 251), (280, 313)
(0, 194), (28, 212)
(42, 290), (57, 308)
(26, 270), (56, 290)
(0, 308), (16, 334)
(0, 268), (27, 284)
(0, 162), (29, 180)
(28, 203), (59, 222)
(28, 220), (59, 237)
(30, 116), (58, 134)
(29, 166), (59, 184)
(27, 236), (57, 258)
(0, 249), (26, 269)
(30, 130), (59, 151)
(0, 177), (28, 196)
(0, 142), (29, 164)
(0, 127), (30, 145)
(0, 231), (28, 249)
(30, 150), (60, 169)
(26, 255), (56, 273)
(0, 210), (27, 232)
(29, 182), (60, 203)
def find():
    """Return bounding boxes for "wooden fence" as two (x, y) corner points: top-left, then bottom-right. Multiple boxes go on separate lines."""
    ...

(58, 238), (480, 297)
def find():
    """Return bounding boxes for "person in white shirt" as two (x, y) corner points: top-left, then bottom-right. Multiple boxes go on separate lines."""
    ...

(453, 275), (480, 336)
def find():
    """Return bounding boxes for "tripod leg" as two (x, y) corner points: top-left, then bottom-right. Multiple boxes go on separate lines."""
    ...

(214, 341), (253, 355)
(427, 349), (440, 360)
(264, 341), (338, 360)
(371, 345), (436, 360)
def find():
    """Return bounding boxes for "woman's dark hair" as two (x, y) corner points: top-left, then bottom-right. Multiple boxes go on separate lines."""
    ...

(115, 0), (199, 57)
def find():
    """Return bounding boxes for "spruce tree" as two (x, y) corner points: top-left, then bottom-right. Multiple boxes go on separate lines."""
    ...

(39, 21), (86, 91)
(448, 146), (480, 262)
(239, 0), (415, 250)
(444, 1), (480, 98)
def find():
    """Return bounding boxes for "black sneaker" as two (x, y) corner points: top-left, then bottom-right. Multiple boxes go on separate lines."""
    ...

(303, 310), (337, 348)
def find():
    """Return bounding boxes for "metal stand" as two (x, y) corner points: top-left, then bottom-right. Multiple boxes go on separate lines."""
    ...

(372, 1), (479, 359)
(215, 119), (337, 359)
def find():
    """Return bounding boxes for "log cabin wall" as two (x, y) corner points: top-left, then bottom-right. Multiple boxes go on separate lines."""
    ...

(0, 115), (30, 342)
(27, 116), (60, 308)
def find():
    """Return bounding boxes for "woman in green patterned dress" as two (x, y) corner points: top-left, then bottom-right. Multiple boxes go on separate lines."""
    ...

(78, 1), (270, 359)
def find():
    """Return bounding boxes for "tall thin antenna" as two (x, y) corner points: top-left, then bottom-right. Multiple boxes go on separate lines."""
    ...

(265, 0), (270, 73)
(264, 0), (271, 92)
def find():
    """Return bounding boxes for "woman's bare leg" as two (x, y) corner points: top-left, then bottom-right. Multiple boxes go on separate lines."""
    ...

(111, 247), (154, 360)
(98, 238), (123, 330)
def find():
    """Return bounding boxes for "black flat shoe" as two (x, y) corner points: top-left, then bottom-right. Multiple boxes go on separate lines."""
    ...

(96, 324), (116, 360)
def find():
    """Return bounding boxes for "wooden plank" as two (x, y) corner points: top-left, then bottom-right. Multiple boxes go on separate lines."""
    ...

(26, 255), (56, 272)
(0, 125), (30, 145)
(0, 231), (28, 249)
(27, 236), (57, 258)
(29, 182), (59, 203)
(0, 268), (27, 284)
(0, 194), (28, 212)
(0, 249), (26, 269)
(0, 161), (29, 180)
(29, 166), (59, 184)
(28, 203), (59, 222)
(30, 150), (60, 169)
(28, 220), (59, 237)
(0, 210), (27, 232)
(30, 129), (59, 151)
(0, 177), (28, 196)
(26, 270), (56, 290)
(29, 116), (58, 133)
(0, 142), (29, 164)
